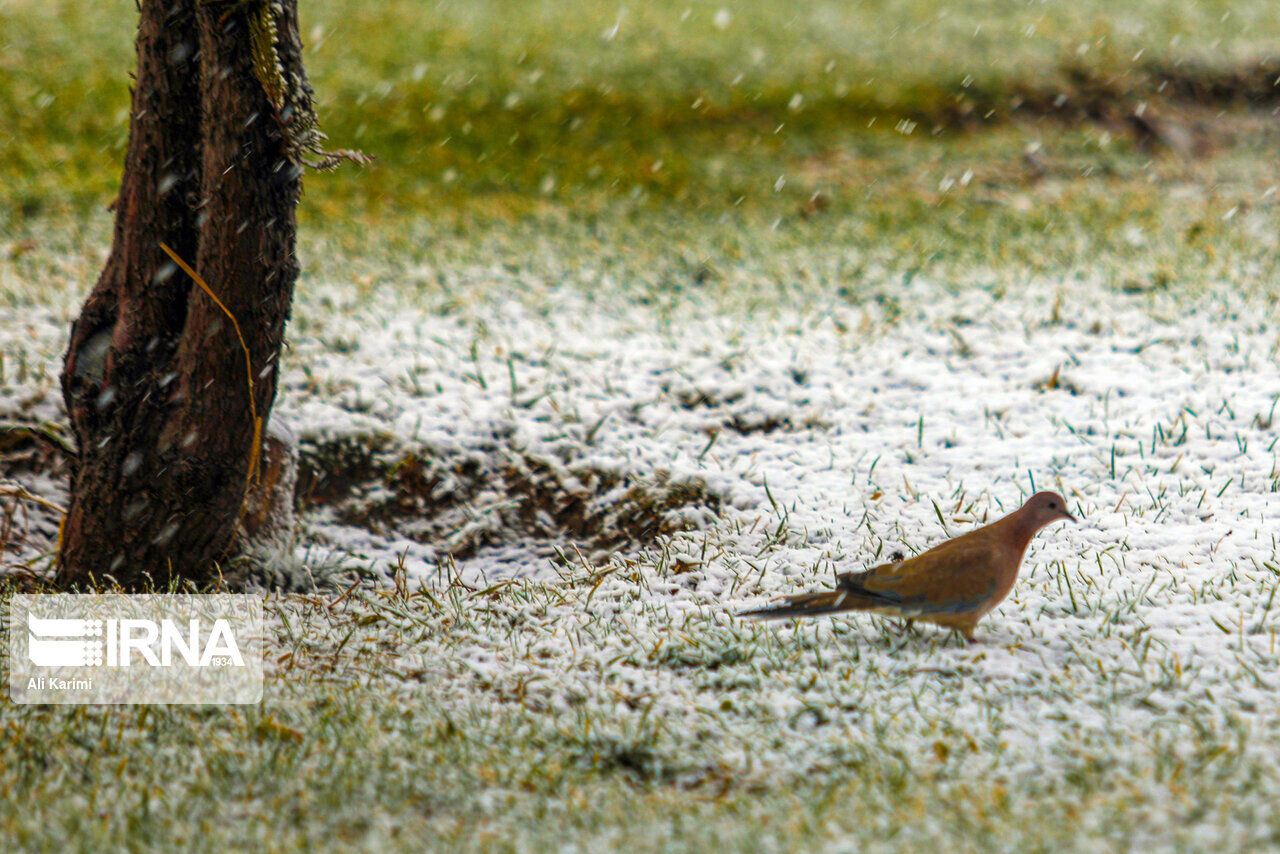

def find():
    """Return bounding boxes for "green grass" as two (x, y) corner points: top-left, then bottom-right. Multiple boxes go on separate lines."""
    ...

(6, 113), (1279, 312)
(1, 578), (1277, 852)
(4, 0), (1278, 310)
(3, 0), (1280, 221)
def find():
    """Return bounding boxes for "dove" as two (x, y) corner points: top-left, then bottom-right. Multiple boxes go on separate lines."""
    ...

(738, 491), (1076, 641)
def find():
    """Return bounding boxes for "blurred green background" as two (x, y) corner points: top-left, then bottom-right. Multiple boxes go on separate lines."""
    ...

(3, 0), (1278, 214)
(1, 0), (1277, 300)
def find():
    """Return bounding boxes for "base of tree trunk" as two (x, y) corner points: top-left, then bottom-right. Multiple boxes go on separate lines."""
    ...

(230, 417), (298, 559)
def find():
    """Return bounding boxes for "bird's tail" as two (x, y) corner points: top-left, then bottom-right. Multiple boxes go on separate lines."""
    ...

(736, 589), (854, 620)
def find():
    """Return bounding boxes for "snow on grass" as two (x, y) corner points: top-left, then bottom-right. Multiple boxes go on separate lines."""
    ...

(285, 256), (1280, 596)
(2, 219), (1279, 847)
(270, 249), (1280, 831)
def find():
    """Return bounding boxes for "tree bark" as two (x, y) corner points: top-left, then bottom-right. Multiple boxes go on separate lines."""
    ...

(58, 0), (315, 588)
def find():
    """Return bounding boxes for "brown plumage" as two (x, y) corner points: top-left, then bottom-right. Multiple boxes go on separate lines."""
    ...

(738, 491), (1076, 641)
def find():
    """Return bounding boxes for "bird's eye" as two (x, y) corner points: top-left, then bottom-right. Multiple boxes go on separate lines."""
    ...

(1048, 502), (1057, 509)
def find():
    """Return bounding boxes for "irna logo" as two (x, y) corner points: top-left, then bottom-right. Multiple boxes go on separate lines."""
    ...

(28, 614), (245, 668)
(11, 594), (263, 704)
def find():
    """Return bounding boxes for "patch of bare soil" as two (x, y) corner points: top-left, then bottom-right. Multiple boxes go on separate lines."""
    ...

(297, 432), (724, 560)
(924, 59), (1280, 129)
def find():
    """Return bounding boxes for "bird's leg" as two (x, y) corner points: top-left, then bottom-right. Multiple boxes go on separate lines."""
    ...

(952, 615), (980, 645)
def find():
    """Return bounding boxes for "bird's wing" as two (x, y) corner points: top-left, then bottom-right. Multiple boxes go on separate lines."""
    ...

(837, 536), (999, 616)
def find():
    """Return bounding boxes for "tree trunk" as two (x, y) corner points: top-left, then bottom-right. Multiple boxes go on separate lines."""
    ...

(58, 0), (318, 588)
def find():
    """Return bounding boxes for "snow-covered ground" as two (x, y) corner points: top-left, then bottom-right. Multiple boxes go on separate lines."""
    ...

(4, 248), (1280, 847)
(282, 258), (1280, 598)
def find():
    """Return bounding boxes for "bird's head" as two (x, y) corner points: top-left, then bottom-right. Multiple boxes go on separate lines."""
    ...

(1021, 491), (1076, 528)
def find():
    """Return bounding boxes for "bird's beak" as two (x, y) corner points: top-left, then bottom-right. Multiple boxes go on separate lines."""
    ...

(1063, 510), (1077, 523)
